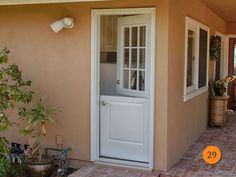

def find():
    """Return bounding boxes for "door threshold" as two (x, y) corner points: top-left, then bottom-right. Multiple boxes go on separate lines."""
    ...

(95, 157), (151, 171)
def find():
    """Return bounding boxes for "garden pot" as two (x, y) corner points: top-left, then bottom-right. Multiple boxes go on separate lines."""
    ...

(210, 96), (229, 128)
(25, 161), (54, 177)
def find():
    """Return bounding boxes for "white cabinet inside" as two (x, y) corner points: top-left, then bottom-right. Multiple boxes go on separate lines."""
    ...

(100, 16), (118, 52)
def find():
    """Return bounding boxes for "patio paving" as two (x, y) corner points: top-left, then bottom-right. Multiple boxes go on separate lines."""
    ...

(160, 112), (236, 177)
(69, 113), (236, 177)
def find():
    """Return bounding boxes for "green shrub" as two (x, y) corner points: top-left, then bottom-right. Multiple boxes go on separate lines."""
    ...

(0, 157), (11, 177)
(0, 47), (33, 176)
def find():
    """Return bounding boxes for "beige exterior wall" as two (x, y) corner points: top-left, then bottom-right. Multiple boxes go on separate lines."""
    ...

(167, 0), (227, 168)
(0, 0), (227, 171)
(0, 0), (170, 171)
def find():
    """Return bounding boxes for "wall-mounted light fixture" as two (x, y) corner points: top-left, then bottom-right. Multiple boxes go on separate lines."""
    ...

(50, 17), (74, 33)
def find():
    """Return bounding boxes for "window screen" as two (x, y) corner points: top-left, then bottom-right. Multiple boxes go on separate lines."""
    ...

(198, 29), (208, 88)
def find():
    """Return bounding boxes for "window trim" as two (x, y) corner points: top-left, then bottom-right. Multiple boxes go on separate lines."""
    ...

(186, 24), (199, 94)
(184, 17), (210, 102)
(214, 31), (225, 80)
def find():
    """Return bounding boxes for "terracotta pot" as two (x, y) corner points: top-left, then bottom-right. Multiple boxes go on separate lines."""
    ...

(25, 161), (54, 177)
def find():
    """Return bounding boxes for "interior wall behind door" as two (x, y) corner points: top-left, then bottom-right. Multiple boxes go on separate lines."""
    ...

(100, 15), (120, 96)
(228, 38), (236, 110)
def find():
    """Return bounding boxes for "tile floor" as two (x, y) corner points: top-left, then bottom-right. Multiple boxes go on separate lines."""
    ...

(70, 113), (236, 177)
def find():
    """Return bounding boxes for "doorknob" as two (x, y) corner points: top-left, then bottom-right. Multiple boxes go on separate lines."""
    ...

(116, 80), (120, 85)
(101, 101), (107, 106)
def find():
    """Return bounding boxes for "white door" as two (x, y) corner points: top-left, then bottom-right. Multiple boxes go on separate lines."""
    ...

(100, 96), (149, 162)
(100, 14), (151, 163)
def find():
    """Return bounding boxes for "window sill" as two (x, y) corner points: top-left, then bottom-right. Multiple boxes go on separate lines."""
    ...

(184, 86), (208, 102)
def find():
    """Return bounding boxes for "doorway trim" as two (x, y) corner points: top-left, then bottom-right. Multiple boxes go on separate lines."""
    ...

(90, 8), (156, 169)
(225, 35), (236, 79)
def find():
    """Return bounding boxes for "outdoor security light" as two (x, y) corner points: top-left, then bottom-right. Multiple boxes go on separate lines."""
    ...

(50, 17), (74, 33)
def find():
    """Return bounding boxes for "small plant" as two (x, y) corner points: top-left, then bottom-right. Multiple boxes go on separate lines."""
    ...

(0, 157), (26, 177)
(209, 76), (235, 96)
(8, 163), (26, 177)
(0, 137), (9, 156)
(0, 157), (11, 177)
(19, 99), (58, 162)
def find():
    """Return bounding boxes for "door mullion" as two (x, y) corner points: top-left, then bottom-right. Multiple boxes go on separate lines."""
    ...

(128, 27), (132, 90)
(137, 26), (140, 91)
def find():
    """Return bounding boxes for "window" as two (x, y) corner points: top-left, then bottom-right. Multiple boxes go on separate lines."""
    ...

(184, 17), (209, 101)
(198, 29), (208, 88)
(121, 26), (146, 92)
(116, 14), (151, 98)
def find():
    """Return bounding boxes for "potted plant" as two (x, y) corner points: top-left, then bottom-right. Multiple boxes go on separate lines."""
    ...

(19, 99), (58, 177)
(209, 76), (235, 127)
(0, 47), (33, 177)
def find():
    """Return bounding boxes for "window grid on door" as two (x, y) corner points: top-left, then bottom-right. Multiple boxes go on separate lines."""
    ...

(122, 25), (146, 92)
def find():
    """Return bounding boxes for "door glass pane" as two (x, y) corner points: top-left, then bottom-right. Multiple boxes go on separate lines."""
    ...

(123, 70), (129, 89)
(125, 28), (130, 47)
(187, 30), (195, 87)
(140, 26), (146, 47)
(131, 49), (138, 68)
(140, 48), (145, 69)
(132, 27), (138, 47)
(124, 49), (129, 68)
(139, 71), (145, 91)
(130, 70), (137, 90)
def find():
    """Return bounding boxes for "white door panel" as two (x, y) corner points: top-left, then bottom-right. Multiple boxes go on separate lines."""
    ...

(100, 96), (149, 162)
(108, 103), (143, 143)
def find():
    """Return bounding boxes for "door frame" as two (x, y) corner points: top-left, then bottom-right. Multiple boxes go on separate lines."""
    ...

(228, 38), (236, 109)
(224, 34), (236, 79)
(90, 8), (156, 169)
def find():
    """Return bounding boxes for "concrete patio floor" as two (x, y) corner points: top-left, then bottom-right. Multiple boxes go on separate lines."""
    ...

(69, 165), (160, 177)
(69, 113), (236, 177)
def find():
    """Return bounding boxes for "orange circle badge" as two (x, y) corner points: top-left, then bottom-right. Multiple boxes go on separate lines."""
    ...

(202, 146), (222, 165)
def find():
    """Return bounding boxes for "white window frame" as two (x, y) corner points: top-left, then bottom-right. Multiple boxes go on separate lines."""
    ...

(184, 17), (210, 102)
(214, 31), (225, 80)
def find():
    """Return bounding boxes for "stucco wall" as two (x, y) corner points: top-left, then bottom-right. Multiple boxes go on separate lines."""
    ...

(0, 0), (170, 171)
(0, 0), (227, 171)
(167, 0), (227, 168)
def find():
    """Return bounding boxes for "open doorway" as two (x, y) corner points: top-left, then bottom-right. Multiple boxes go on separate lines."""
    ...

(91, 8), (156, 169)
(228, 38), (236, 110)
